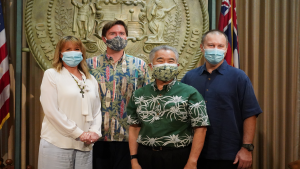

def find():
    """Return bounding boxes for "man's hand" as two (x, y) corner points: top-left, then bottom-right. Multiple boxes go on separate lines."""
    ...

(184, 127), (206, 169)
(184, 160), (197, 169)
(233, 147), (252, 169)
(129, 125), (141, 169)
(131, 159), (142, 169)
(234, 116), (257, 169)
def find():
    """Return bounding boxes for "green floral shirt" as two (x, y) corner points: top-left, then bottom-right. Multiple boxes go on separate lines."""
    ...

(127, 79), (210, 148)
(87, 52), (149, 142)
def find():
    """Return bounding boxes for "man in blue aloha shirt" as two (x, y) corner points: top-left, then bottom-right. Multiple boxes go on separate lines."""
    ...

(127, 45), (210, 169)
(87, 20), (149, 169)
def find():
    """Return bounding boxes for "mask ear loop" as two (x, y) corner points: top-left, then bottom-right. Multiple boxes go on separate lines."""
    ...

(104, 37), (107, 45)
(174, 65), (179, 81)
(60, 52), (63, 61)
(175, 70), (179, 81)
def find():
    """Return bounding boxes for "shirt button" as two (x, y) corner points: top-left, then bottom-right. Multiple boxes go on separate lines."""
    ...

(157, 113), (159, 115)
(159, 94), (162, 96)
(208, 78), (211, 80)
(205, 101), (207, 103)
(206, 89), (208, 91)
(158, 103), (160, 105)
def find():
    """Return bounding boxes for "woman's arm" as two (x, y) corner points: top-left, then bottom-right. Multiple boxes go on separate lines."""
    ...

(40, 69), (83, 139)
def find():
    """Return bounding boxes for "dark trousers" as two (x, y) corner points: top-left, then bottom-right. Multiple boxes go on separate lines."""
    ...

(197, 158), (238, 169)
(137, 144), (191, 169)
(93, 141), (131, 169)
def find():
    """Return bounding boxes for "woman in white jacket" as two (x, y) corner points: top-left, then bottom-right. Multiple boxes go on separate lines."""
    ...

(38, 36), (102, 169)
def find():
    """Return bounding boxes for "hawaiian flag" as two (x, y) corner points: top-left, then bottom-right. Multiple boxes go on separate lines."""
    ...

(0, 2), (10, 130)
(218, 0), (239, 68)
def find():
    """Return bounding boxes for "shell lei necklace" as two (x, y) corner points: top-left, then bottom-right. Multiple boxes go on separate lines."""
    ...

(70, 73), (85, 98)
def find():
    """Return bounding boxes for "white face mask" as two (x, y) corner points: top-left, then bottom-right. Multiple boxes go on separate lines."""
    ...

(152, 63), (178, 68)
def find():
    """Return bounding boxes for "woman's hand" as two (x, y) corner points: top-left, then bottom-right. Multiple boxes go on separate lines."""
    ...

(79, 132), (91, 144)
(88, 132), (100, 143)
(79, 132), (99, 144)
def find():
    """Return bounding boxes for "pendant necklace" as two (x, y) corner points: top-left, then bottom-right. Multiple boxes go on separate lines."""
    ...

(70, 72), (85, 98)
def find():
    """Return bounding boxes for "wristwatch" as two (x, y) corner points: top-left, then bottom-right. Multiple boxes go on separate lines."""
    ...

(242, 144), (254, 151)
(130, 154), (138, 160)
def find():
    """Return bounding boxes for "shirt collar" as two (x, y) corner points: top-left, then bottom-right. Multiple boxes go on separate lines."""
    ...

(151, 78), (177, 92)
(62, 67), (87, 81)
(199, 61), (228, 75)
(104, 51), (126, 64)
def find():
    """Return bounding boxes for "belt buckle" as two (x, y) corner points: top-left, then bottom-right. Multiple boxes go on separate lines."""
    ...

(152, 147), (162, 151)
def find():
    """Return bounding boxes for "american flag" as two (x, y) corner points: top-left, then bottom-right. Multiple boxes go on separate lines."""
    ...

(0, 2), (10, 130)
(218, 0), (239, 68)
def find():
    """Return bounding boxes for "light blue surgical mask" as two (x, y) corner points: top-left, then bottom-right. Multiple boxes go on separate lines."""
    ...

(62, 51), (83, 67)
(204, 48), (226, 65)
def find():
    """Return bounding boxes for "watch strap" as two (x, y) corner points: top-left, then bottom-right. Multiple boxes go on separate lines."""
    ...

(242, 144), (254, 151)
(130, 154), (138, 160)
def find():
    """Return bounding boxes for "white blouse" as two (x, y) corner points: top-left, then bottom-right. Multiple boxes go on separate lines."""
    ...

(40, 67), (102, 151)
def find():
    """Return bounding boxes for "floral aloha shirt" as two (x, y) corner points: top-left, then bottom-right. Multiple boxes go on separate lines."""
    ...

(87, 52), (149, 142)
(127, 79), (210, 148)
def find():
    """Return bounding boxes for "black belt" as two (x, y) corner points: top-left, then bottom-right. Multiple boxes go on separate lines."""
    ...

(139, 144), (191, 151)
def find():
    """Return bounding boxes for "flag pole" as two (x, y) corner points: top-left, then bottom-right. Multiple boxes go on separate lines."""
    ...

(15, 0), (23, 168)
(230, 0), (234, 66)
(208, 0), (217, 29)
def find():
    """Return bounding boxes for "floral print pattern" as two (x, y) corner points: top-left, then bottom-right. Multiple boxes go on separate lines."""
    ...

(127, 79), (210, 147)
(152, 65), (179, 82)
(87, 53), (149, 141)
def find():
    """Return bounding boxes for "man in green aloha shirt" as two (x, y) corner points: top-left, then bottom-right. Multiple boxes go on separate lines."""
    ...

(127, 45), (210, 169)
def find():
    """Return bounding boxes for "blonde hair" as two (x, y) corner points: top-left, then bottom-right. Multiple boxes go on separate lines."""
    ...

(52, 36), (91, 79)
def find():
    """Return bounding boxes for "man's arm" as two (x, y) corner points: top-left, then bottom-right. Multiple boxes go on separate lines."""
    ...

(233, 115), (257, 169)
(184, 126), (207, 169)
(129, 124), (142, 169)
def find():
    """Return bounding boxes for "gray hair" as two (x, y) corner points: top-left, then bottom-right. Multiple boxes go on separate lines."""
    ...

(149, 45), (179, 63)
(201, 29), (228, 47)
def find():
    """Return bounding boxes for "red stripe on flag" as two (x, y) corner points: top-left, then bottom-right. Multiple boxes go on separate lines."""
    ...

(0, 43), (7, 63)
(218, 0), (239, 68)
(0, 2), (10, 130)
(0, 71), (9, 93)
(0, 98), (10, 129)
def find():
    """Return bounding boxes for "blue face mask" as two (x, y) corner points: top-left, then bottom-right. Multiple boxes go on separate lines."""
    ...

(204, 48), (226, 65)
(62, 51), (83, 67)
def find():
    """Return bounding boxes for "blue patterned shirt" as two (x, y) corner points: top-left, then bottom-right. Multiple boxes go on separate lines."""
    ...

(87, 52), (149, 142)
